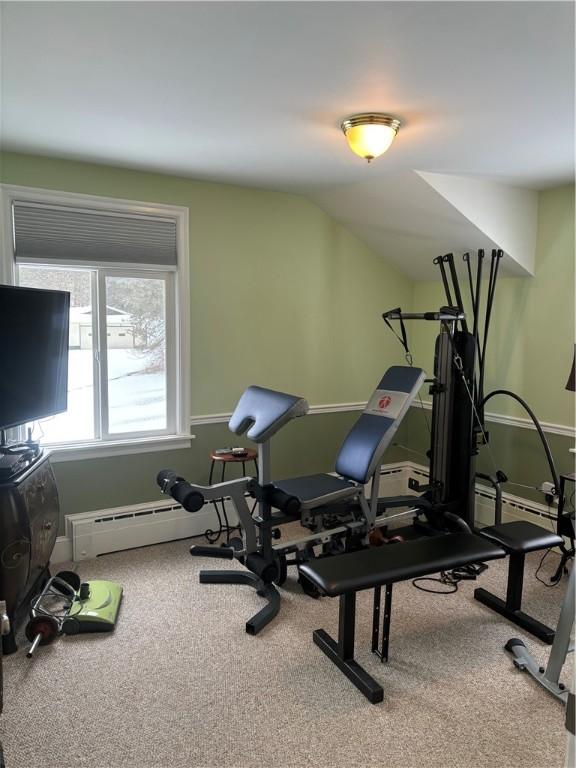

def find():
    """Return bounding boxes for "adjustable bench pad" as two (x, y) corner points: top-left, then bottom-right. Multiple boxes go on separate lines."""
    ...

(274, 474), (357, 509)
(299, 534), (506, 596)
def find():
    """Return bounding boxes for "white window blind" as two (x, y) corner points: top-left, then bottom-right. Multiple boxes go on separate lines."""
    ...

(12, 201), (177, 266)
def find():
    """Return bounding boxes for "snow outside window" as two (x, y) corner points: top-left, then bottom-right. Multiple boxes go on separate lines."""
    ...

(18, 264), (175, 444)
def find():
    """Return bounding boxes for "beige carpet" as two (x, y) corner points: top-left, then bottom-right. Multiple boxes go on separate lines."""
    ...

(0, 537), (572, 768)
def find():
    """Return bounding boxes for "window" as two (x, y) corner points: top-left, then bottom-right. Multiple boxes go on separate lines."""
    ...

(18, 265), (174, 444)
(1, 186), (190, 455)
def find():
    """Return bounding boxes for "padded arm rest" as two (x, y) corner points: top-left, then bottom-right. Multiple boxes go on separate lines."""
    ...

(229, 386), (309, 443)
(298, 534), (506, 596)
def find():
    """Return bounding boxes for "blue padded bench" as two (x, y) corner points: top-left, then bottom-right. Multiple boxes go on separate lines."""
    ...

(273, 365), (426, 513)
(299, 533), (506, 703)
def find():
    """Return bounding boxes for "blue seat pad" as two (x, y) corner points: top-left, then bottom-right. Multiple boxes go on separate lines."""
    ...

(274, 474), (357, 506)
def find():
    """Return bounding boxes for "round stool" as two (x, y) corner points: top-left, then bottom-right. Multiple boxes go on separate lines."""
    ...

(208, 448), (258, 485)
(206, 448), (258, 544)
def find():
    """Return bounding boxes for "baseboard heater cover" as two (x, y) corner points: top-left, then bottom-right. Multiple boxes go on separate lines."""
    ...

(65, 498), (238, 561)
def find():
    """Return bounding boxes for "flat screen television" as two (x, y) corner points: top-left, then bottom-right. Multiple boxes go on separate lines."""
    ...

(0, 284), (70, 431)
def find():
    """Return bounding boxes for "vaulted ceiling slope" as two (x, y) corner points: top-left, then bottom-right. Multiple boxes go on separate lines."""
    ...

(311, 171), (538, 279)
(1, 2), (573, 278)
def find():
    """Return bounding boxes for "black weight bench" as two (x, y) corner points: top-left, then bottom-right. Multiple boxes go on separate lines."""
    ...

(298, 534), (506, 703)
(475, 521), (563, 644)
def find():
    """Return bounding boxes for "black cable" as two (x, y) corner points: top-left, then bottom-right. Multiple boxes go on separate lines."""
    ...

(382, 308), (410, 356)
(412, 573), (459, 594)
(481, 389), (560, 494)
(412, 563), (488, 594)
(535, 549), (563, 588)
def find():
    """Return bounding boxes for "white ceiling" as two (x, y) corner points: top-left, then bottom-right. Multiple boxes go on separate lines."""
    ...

(1, 1), (574, 278)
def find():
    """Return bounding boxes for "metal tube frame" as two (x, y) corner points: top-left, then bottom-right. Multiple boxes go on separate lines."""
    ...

(505, 564), (574, 704)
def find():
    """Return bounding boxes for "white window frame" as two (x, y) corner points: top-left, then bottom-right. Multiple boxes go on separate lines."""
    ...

(0, 184), (192, 459)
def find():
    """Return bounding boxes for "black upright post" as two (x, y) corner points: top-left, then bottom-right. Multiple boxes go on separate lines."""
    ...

(429, 331), (454, 509)
(505, 552), (525, 611)
(338, 592), (356, 660)
(447, 331), (477, 529)
(429, 326), (477, 529)
(313, 590), (384, 704)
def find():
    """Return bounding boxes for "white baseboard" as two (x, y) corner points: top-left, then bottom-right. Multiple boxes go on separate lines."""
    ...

(52, 461), (558, 564)
(52, 535), (74, 564)
(51, 498), (238, 564)
(379, 460), (558, 530)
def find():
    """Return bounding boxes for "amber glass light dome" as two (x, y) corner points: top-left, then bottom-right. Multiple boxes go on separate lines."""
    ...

(341, 114), (401, 162)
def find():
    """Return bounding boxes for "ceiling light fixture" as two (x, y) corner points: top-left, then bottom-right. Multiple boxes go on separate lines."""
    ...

(341, 113), (401, 163)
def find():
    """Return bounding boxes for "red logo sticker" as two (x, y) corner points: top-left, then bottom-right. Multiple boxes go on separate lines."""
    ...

(378, 395), (392, 410)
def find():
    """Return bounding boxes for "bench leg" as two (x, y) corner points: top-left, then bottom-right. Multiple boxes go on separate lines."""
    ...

(474, 552), (555, 644)
(313, 592), (384, 704)
(372, 584), (393, 662)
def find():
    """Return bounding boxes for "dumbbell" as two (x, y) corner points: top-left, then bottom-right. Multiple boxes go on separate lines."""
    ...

(25, 615), (59, 658)
(369, 527), (404, 547)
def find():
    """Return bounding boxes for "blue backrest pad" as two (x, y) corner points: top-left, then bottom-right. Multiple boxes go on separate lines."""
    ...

(335, 366), (426, 484)
(229, 385), (309, 444)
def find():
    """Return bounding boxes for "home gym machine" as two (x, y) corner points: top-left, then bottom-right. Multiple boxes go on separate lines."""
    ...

(382, 251), (568, 643)
(158, 250), (569, 668)
(293, 250), (571, 702)
(158, 369), (428, 634)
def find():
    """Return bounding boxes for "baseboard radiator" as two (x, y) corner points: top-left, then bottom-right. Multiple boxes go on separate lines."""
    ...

(381, 462), (557, 531)
(53, 461), (556, 564)
(59, 499), (239, 562)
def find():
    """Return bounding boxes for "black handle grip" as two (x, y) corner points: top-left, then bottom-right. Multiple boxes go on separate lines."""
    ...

(157, 469), (205, 513)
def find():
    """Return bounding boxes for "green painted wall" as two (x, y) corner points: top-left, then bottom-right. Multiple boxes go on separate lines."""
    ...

(1, 153), (572, 526)
(0, 152), (413, 411)
(52, 413), (410, 524)
(403, 184), (575, 500)
(0, 152), (412, 528)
